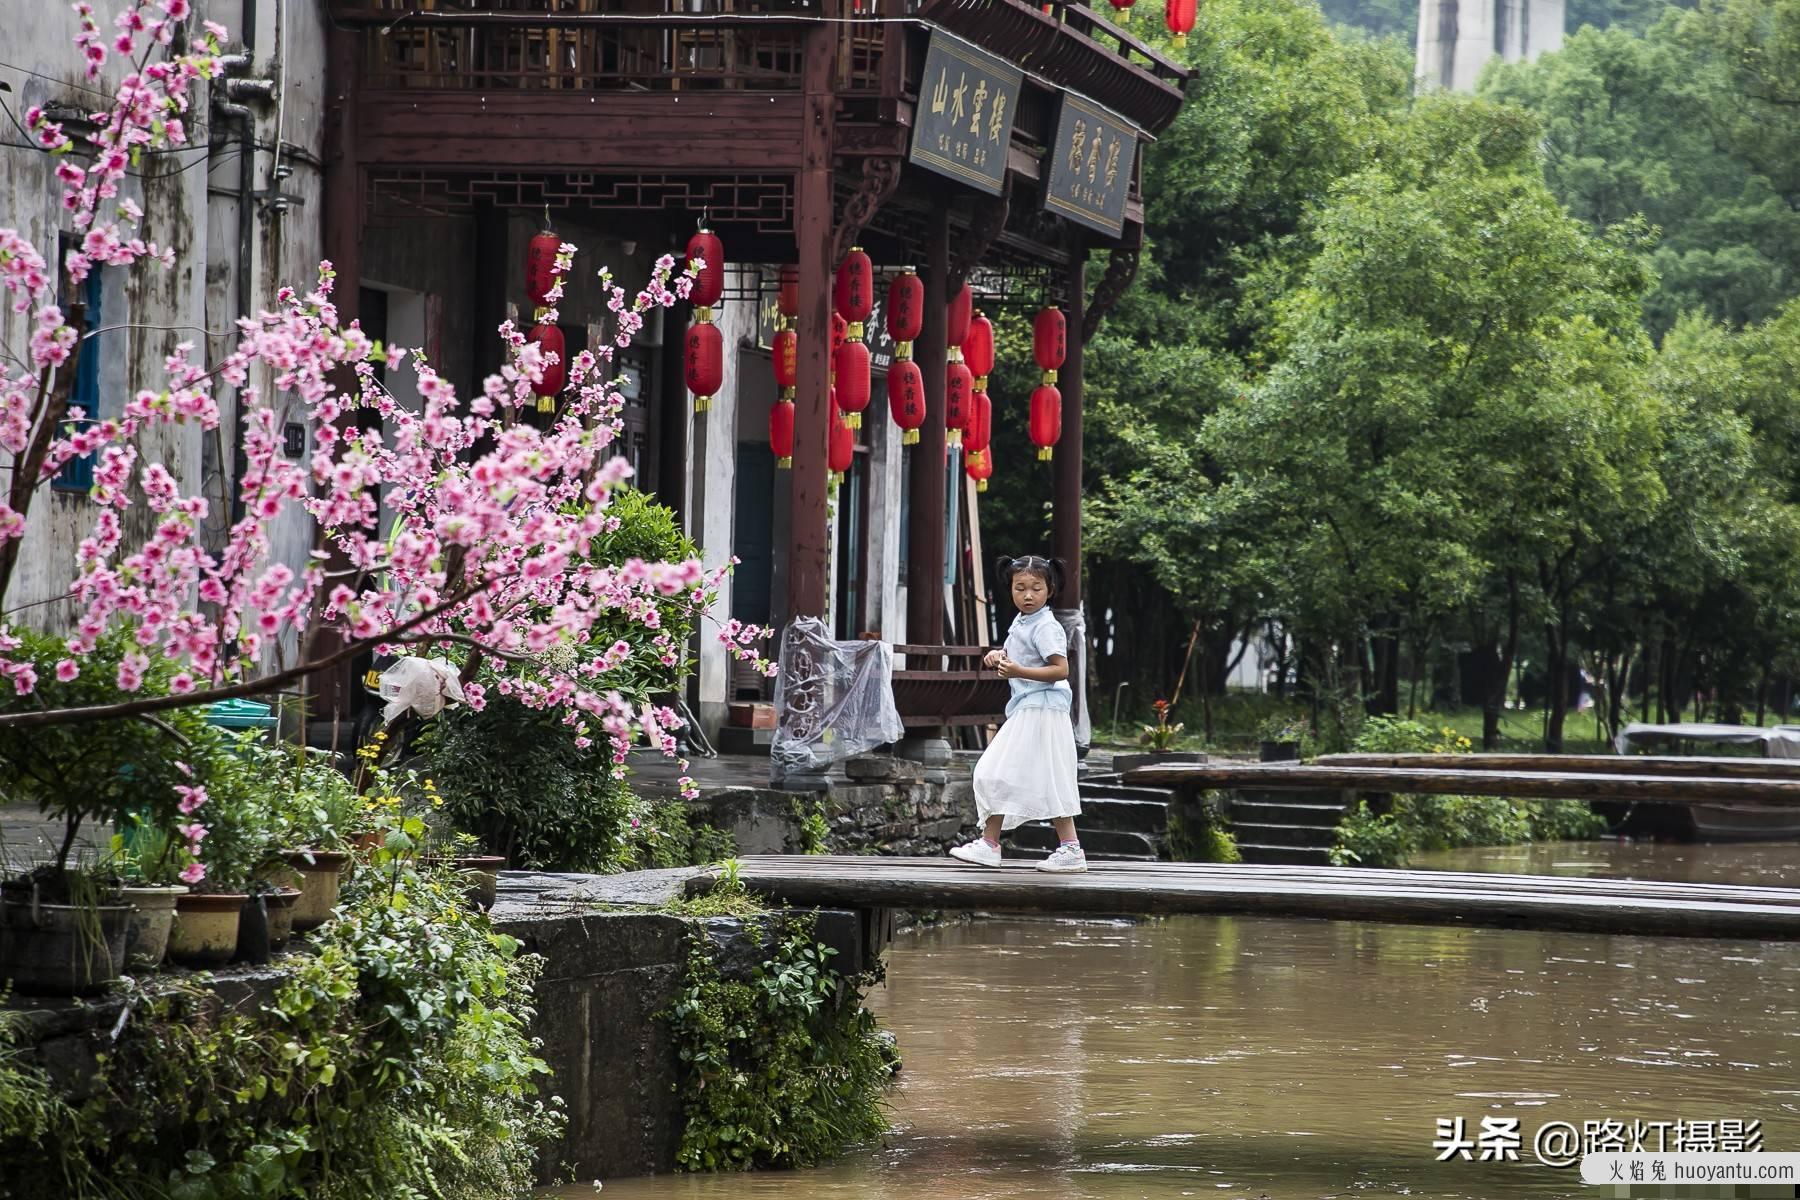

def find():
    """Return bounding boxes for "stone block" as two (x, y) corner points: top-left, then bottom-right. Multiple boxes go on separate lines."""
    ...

(845, 755), (926, 783)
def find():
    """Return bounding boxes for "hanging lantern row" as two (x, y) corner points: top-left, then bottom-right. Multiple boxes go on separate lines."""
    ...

(966, 446), (993, 493)
(1165, 0), (1196, 46)
(758, 260), (1067, 469)
(685, 224), (725, 413)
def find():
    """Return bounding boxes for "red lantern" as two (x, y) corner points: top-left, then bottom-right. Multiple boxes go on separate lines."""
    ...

(526, 226), (562, 312)
(829, 389), (855, 483)
(967, 389), (992, 455)
(887, 268), (923, 359)
(773, 329), (798, 396)
(947, 283), (973, 348)
(835, 338), (871, 429)
(770, 398), (795, 469)
(685, 320), (723, 413)
(966, 446), (993, 493)
(1033, 307), (1067, 382)
(888, 359), (926, 446)
(945, 360), (974, 447)
(831, 312), (849, 355)
(834, 246), (874, 338)
(964, 313), (995, 391)
(777, 265), (800, 321)
(1165, 0), (1196, 46)
(1109, 0), (1136, 20)
(687, 228), (724, 313)
(1030, 383), (1062, 460)
(526, 322), (565, 413)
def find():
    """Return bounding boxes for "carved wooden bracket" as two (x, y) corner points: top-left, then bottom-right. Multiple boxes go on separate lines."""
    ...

(833, 156), (904, 263)
(949, 178), (1012, 293)
(1084, 246), (1139, 342)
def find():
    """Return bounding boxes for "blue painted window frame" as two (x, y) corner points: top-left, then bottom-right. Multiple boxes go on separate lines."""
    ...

(52, 262), (102, 493)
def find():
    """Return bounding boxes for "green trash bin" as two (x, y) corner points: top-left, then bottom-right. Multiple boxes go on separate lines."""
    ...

(204, 698), (279, 732)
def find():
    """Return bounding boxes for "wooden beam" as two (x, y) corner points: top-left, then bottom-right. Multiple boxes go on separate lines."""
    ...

(786, 18), (837, 621)
(1320, 753), (1800, 778)
(717, 855), (1800, 941)
(1124, 762), (1800, 805)
(357, 92), (807, 172)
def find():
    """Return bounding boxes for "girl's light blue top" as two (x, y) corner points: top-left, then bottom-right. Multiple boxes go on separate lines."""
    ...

(1003, 607), (1072, 717)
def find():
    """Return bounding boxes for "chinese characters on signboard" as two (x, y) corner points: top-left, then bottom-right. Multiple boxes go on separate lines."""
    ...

(1044, 93), (1140, 238)
(907, 32), (1022, 196)
(758, 289), (897, 371)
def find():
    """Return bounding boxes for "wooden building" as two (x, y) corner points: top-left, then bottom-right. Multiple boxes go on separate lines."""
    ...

(321, 0), (1188, 739)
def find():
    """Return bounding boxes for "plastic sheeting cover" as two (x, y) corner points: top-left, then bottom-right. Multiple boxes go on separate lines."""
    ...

(770, 617), (906, 784)
(1615, 722), (1800, 759)
(378, 657), (467, 722)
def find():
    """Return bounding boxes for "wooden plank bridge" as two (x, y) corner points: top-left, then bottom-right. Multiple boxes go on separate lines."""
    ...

(723, 855), (1800, 941)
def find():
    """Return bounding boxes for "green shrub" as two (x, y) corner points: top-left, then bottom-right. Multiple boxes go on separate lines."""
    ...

(666, 918), (893, 1170)
(1167, 793), (1242, 863)
(0, 863), (563, 1199)
(0, 629), (211, 879)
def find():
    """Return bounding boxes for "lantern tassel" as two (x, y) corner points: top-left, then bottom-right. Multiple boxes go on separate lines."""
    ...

(847, 412), (862, 430)
(778, 456), (793, 469)
(948, 430), (962, 448)
(977, 479), (989, 493)
(1038, 446), (1054, 462)
(904, 429), (920, 446)
(537, 395), (556, 414)
(695, 395), (711, 413)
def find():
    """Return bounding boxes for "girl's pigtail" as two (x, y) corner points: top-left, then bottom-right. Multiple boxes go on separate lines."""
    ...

(993, 555), (1016, 590)
(1047, 557), (1069, 602)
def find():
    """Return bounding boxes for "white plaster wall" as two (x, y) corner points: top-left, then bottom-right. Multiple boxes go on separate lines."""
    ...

(1416, 0), (1564, 91)
(865, 382), (905, 644)
(691, 267), (756, 734)
(3, 6), (217, 627)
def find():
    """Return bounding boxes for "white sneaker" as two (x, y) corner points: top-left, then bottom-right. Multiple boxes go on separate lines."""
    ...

(949, 838), (1003, 868)
(1037, 843), (1088, 874)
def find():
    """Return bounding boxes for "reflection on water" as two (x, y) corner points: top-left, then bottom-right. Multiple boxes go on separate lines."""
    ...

(552, 843), (1800, 1200)
(1416, 838), (1800, 888)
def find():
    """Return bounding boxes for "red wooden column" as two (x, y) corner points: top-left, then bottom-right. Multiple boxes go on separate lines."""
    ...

(312, 24), (364, 732)
(1052, 249), (1086, 730)
(785, 13), (838, 621)
(905, 206), (951, 644)
(1052, 249), (1085, 604)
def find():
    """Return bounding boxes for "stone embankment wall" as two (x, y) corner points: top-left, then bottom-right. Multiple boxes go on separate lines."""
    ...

(691, 755), (979, 858)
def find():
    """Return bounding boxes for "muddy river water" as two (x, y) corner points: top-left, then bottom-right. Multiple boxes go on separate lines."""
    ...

(556, 841), (1800, 1199)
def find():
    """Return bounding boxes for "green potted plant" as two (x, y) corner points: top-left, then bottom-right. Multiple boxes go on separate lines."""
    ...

(267, 742), (362, 933)
(1115, 699), (1207, 775)
(110, 820), (190, 972)
(1257, 715), (1313, 762)
(0, 632), (204, 994)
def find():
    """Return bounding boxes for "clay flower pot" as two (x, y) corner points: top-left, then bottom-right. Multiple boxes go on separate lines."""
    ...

(169, 892), (247, 967)
(427, 855), (507, 911)
(279, 849), (352, 932)
(265, 887), (302, 950)
(121, 884), (188, 972)
(0, 891), (132, 996)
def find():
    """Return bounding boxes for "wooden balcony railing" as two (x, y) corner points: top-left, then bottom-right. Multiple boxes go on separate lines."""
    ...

(333, 1), (906, 96)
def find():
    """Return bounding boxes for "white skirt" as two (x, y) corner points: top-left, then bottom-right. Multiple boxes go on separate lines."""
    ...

(972, 706), (1082, 830)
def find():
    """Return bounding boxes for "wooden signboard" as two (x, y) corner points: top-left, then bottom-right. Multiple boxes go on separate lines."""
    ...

(1044, 93), (1139, 238)
(907, 31), (1022, 196)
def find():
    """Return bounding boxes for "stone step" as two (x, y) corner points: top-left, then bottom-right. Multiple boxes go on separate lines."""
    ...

(1073, 796), (1169, 834)
(1236, 842), (1336, 866)
(1008, 824), (1162, 859)
(1232, 800), (1348, 829)
(1078, 783), (1178, 804)
(1231, 821), (1339, 849)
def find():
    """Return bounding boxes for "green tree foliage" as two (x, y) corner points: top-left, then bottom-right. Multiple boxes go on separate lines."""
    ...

(1483, 16), (1800, 333)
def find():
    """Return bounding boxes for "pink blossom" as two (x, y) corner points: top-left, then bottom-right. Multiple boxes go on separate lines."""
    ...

(178, 861), (206, 885)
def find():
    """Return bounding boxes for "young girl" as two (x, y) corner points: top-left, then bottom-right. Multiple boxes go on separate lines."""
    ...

(949, 555), (1085, 873)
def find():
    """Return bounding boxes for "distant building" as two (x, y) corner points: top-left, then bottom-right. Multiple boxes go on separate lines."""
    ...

(1416, 0), (1565, 91)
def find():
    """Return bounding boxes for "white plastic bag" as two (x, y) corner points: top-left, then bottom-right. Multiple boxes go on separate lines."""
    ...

(378, 656), (467, 722)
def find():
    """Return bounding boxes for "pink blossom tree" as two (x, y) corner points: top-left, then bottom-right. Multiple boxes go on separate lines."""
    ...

(1, 1), (766, 872)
